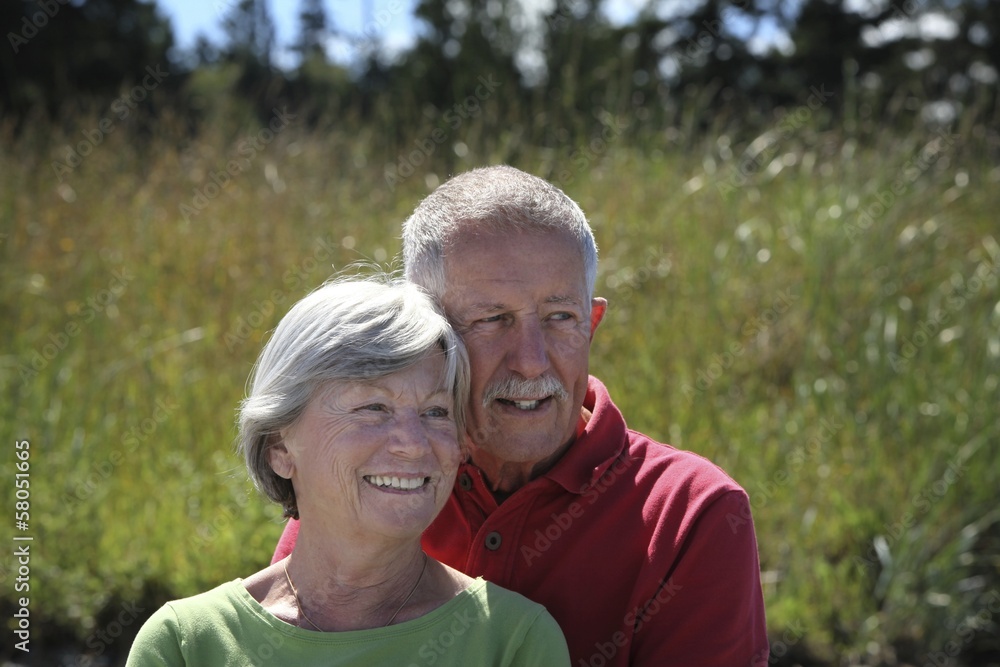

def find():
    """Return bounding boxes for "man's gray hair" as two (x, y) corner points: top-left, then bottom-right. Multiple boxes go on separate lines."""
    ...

(402, 165), (599, 299)
(236, 276), (469, 519)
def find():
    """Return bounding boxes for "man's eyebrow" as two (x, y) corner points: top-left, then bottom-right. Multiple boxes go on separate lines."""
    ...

(467, 302), (508, 313)
(545, 295), (583, 306)
(460, 296), (582, 314)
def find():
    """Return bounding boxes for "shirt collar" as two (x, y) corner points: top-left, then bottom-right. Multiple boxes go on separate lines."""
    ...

(543, 376), (629, 494)
(457, 376), (629, 499)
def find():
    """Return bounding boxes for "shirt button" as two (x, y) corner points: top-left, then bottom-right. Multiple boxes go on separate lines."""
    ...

(459, 473), (473, 491)
(484, 531), (502, 550)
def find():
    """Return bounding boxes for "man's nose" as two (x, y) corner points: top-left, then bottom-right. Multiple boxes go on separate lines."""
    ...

(506, 317), (550, 379)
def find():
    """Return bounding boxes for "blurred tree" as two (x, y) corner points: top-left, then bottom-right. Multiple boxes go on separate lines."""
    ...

(919, 0), (999, 121)
(286, 0), (355, 128)
(1, 0), (993, 136)
(0, 0), (175, 119)
(355, 0), (528, 152)
(774, 0), (996, 128)
(959, 0), (1000, 71)
(538, 0), (618, 139)
(220, 0), (276, 69)
(194, 34), (221, 68)
(217, 0), (287, 121)
(294, 0), (329, 64)
(785, 0), (870, 87)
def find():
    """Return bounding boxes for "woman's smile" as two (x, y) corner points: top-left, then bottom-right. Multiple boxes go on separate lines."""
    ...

(362, 475), (431, 491)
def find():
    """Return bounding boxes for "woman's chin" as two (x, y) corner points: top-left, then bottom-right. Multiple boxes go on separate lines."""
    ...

(360, 497), (441, 539)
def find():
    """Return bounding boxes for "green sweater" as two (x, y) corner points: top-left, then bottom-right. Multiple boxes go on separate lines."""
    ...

(126, 577), (569, 666)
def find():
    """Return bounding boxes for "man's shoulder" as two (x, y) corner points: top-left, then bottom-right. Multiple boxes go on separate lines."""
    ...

(585, 377), (745, 494)
(620, 428), (748, 497)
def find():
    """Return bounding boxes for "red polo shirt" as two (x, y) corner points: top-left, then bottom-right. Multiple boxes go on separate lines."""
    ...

(273, 376), (768, 666)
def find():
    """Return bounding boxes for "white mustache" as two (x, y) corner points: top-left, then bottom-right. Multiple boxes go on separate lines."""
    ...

(482, 375), (569, 408)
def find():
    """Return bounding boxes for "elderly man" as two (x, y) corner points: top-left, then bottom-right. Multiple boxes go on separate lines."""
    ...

(273, 165), (768, 665)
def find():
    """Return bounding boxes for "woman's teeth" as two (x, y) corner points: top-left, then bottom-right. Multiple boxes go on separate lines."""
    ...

(364, 475), (427, 490)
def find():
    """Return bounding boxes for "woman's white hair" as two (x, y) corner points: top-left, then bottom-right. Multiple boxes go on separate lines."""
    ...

(236, 275), (469, 519)
(401, 165), (599, 299)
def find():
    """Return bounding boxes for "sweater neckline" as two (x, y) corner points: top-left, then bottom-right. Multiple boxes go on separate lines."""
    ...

(227, 576), (489, 640)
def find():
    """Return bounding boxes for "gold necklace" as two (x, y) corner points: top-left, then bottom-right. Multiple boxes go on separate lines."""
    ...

(282, 553), (429, 631)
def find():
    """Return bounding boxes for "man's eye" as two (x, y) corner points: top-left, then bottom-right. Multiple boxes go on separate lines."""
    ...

(548, 312), (581, 325)
(473, 314), (508, 328)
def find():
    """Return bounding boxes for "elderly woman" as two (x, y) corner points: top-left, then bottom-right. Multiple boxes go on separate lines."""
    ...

(127, 277), (569, 665)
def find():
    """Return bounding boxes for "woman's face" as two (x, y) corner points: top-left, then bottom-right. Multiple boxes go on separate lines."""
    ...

(271, 353), (462, 542)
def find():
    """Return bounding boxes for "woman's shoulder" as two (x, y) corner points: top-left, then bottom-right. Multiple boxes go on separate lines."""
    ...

(143, 580), (247, 627)
(454, 579), (569, 663)
(126, 581), (252, 666)
(456, 578), (552, 624)
(487, 580), (551, 611)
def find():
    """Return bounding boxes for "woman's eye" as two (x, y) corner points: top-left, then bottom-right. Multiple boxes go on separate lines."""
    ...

(361, 403), (387, 412)
(425, 406), (450, 418)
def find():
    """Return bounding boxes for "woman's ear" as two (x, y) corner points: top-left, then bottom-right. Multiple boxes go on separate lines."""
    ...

(267, 431), (295, 480)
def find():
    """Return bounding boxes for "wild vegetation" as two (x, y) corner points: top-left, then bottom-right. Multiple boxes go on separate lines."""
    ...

(2, 89), (998, 665)
(3, 0), (999, 664)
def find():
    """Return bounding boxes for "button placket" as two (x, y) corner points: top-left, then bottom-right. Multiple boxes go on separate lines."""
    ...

(459, 473), (473, 491)
(484, 531), (502, 550)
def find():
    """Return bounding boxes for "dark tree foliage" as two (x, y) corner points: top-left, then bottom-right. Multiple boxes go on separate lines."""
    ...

(0, 0), (175, 119)
(220, 0), (275, 68)
(217, 0), (289, 123)
(294, 0), (329, 63)
(0, 0), (995, 136)
(283, 0), (356, 127)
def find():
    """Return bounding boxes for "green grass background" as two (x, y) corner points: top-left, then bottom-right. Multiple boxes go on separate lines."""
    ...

(1, 105), (998, 665)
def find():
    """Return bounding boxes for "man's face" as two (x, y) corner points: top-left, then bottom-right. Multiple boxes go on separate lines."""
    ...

(441, 228), (606, 478)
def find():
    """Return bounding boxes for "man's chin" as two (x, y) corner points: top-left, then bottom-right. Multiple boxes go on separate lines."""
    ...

(469, 429), (570, 467)
(468, 409), (551, 448)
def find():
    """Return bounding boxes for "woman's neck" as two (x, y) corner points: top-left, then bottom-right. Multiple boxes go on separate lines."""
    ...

(282, 529), (428, 631)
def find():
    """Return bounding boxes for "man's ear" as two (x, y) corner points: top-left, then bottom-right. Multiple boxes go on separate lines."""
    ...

(459, 431), (473, 460)
(589, 297), (607, 339)
(267, 431), (295, 480)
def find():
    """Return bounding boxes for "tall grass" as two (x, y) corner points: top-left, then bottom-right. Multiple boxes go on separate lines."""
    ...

(1, 99), (998, 666)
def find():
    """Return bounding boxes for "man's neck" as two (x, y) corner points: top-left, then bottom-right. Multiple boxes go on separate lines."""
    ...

(470, 408), (593, 503)
(470, 436), (575, 502)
